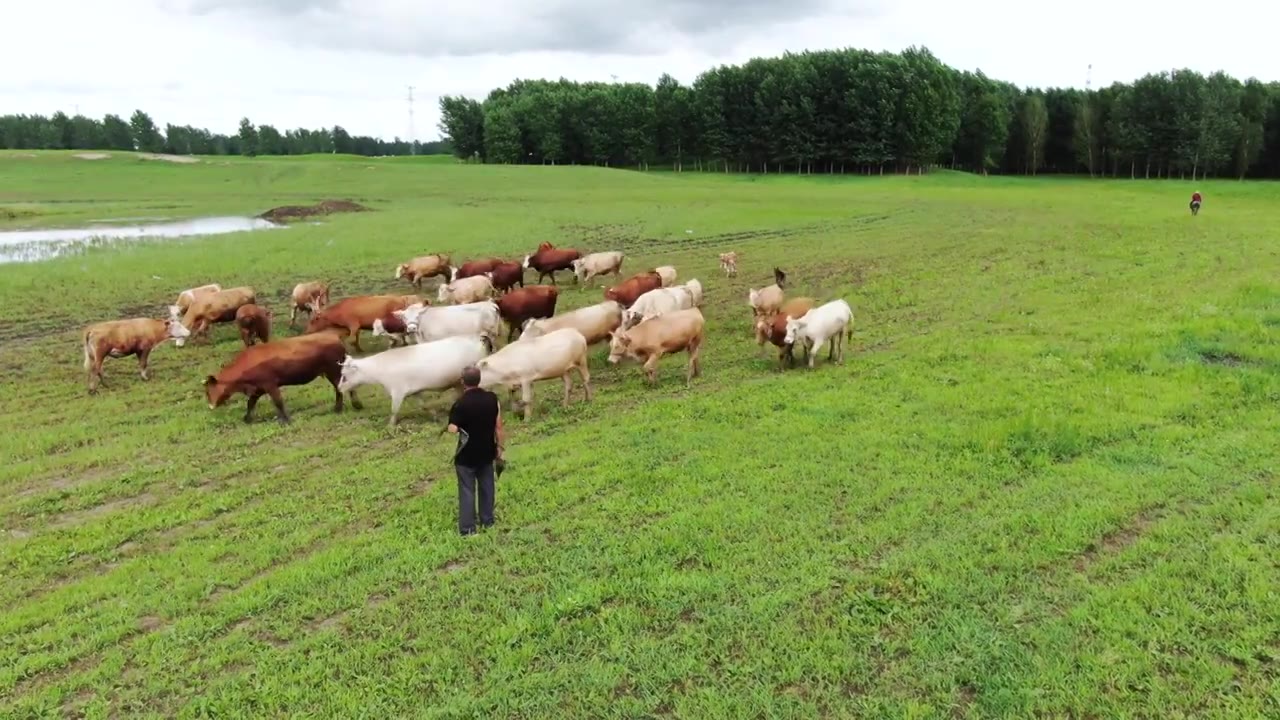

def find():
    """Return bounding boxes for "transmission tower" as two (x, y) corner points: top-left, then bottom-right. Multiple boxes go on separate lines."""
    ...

(407, 85), (416, 155)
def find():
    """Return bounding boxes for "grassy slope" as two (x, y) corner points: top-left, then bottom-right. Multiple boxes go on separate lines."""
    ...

(1, 151), (1277, 718)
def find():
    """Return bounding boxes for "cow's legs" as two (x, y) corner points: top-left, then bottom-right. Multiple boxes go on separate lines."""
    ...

(643, 354), (661, 385)
(576, 357), (593, 401)
(289, 306), (298, 328)
(243, 390), (264, 423)
(561, 372), (573, 407)
(809, 339), (824, 368)
(687, 337), (702, 383)
(266, 386), (290, 424)
(137, 348), (153, 381)
(520, 381), (534, 421)
(388, 392), (407, 427)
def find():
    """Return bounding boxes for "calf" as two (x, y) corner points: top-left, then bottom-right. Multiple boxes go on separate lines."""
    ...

(475, 327), (592, 421)
(603, 271), (662, 308)
(204, 332), (363, 424)
(338, 335), (493, 427)
(747, 268), (789, 318)
(784, 299), (854, 368)
(175, 283), (222, 315)
(718, 252), (739, 277)
(451, 257), (505, 281)
(522, 300), (622, 346)
(523, 246), (582, 285)
(305, 294), (424, 352)
(437, 274), (494, 305)
(395, 301), (502, 344)
(395, 254), (452, 289)
(653, 266), (678, 287)
(495, 285), (559, 342)
(289, 280), (330, 328)
(486, 261), (526, 294)
(179, 286), (256, 346)
(608, 307), (705, 386)
(754, 296), (816, 368)
(235, 303), (272, 347)
(571, 251), (625, 287)
(622, 285), (697, 329)
(83, 317), (191, 393)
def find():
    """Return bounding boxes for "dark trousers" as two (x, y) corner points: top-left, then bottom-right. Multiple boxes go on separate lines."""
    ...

(455, 461), (495, 535)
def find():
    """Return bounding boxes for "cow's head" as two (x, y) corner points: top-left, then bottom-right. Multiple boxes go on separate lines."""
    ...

(395, 263), (407, 279)
(449, 266), (460, 282)
(336, 355), (366, 393)
(783, 316), (806, 346)
(203, 375), (231, 409)
(398, 303), (427, 333)
(606, 331), (632, 364)
(521, 254), (532, 270)
(436, 284), (453, 304)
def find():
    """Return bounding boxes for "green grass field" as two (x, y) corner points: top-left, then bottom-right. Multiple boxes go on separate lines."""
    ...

(1, 151), (1277, 718)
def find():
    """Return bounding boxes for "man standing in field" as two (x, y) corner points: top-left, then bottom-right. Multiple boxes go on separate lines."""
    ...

(445, 365), (504, 536)
(1190, 190), (1203, 215)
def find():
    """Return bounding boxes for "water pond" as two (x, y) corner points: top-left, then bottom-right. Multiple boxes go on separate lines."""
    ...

(0, 216), (285, 264)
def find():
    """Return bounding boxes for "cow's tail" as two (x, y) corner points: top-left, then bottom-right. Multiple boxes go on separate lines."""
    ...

(82, 330), (96, 371)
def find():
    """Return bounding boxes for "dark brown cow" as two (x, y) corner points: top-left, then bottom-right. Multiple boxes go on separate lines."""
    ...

(371, 310), (412, 346)
(83, 317), (191, 393)
(487, 261), (526, 294)
(304, 294), (424, 352)
(452, 257), (505, 281)
(522, 245), (581, 285)
(204, 332), (363, 424)
(603, 272), (662, 308)
(754, 296), (816, 369)
(235, 303), (272, 347)
(495, 285), (559, 342)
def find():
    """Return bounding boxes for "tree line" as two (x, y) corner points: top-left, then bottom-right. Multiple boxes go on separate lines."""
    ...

(0, 110), (452, 157)
(439, 46), (1280, 179)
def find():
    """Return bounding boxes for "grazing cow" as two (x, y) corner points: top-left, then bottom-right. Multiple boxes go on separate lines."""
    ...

(523, 245), (582, 285)
(82, 317), (191, 393)
(522, 300), (623, 346)
(451, 257), (505, 281)
(235, 303), (272, 347)
(174, 283), (222, 315)
(178, 286), (257, 346)
(653, 266), (678, 287)
(718, 252), (739, 277)
(475, 327), (592, 421)
(289, 281), (330, 328)
(603, 271), (663, 308)
(622, 285), (697, 329)
(784, 299), (854, 368)
(747, 268), (789, 318)
(394, 301), (502, 344)
(395, 254), (452, 289)
(486, 261), (526, 294)
(305, 294), (424, 352)
(683, 278), (704, 307)
(337, 334), (494, 427)
(370, 312), (412, 347)
(607, 307), (705, 386)
(571, 251), (625, 287)
(437, 275), (494, 305)
(495, 285), (559, 342)
(204, 332), (363, 424)
(754, 296), (816, 368)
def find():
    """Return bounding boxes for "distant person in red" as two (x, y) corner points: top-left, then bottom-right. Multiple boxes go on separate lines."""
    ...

(1190, 191), (1202, 215)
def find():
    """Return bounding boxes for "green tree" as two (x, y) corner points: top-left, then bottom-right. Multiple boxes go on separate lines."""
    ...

(1018, 92), (1049, 175)
(129, 110), (164, 152)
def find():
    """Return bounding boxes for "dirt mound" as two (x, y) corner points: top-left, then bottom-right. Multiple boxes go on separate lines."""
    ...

(138, 153), (200, 164)
(258, 199), (372, 223)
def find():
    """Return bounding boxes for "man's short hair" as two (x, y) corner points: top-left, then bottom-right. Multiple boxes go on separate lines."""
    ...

(461, 365), (481, 387)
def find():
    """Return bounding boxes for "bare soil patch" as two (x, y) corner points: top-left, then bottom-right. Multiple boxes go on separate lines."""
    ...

(137, 153), (200, 164)
(48, 492), (157, 530)
(1074, 506), (1165, 573)
(74, 153), (110, 160)
(258, 199), (372, 223)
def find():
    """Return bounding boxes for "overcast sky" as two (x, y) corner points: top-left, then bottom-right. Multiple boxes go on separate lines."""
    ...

(3, 0), (1276, 142)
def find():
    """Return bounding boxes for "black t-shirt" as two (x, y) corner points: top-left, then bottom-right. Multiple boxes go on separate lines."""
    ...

(448, 388), (499, 467)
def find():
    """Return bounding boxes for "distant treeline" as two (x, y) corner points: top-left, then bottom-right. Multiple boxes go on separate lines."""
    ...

(439, 46), (1280, 179)
(0, 111), (453, 157)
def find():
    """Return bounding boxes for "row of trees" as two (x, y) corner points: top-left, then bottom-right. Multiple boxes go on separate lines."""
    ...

(0, 110), (452, 157)
(439, 46), (1280, 179)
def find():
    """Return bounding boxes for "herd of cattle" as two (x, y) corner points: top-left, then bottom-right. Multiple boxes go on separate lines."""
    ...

(81, 243), (855, 425)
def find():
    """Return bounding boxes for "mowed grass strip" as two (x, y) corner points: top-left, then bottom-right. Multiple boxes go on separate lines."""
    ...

(1, 154), (1277, 717)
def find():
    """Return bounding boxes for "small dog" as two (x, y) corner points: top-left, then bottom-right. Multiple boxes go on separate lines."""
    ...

(718, 251), (739, 277)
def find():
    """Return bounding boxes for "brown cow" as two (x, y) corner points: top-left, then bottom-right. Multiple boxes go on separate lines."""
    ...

(371, 310), (412, 347)
(289, 280), (330, 328)
(304, 294), (424, 352)
(754, 296), (816, 369)
(204, 332), (363, 425)
(486, 261), (526, 294)
(495, 285), (558, 342)
(174, 283), (222, 316)
(603, 271), (662, 308)
(607, 307), (705, 386)
(522, 245), (582, 285)
(452, 257), (505, 281)
(395, 254), (452, 289)
(83, 317), (191, 393)
(235, 303), (272, 347)
(179, 286), (256, 346)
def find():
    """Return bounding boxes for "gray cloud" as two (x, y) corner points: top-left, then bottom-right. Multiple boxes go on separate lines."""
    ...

(162, 0), (877, 57)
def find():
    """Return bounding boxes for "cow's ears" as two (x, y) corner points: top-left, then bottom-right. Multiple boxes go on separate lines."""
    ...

(203, 375), (217, 386)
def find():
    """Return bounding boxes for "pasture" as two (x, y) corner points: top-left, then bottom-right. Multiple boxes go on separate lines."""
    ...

(1, 151), (1277, 718)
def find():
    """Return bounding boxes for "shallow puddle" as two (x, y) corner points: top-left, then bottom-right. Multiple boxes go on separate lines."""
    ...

(0, 216), (285, 264)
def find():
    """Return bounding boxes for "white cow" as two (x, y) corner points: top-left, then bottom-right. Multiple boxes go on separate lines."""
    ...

(475, 327), (592, 421)
(437, 275), (494, 305)
(622, 286), (697, 329)
(336, 334), (493, 426)
(783, 299), (854, 368)
(522, 300), (622, 345)
(571, 251), (625, 287)
(653, 265), (678, 287)
(394, 301), (501, 344)
(683, 278), (704, 307)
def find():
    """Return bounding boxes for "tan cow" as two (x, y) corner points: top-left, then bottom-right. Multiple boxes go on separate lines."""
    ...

(179, 286), (256, 346)
(653, 265), (678, 287)
(571, 251), (626, 287)
(747, 268), (788, 318)
(718, 252), (738, 277)
(174, 283), (222, 315)
(83, 317), (191, 393)
(607, 307), (705, 386)
(395, 254), (452, 289)
(289, 281), (330, 328)
(437, 274), (494, 305)
(475, 327), (593, 421)
(522, 300), (623, 346)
